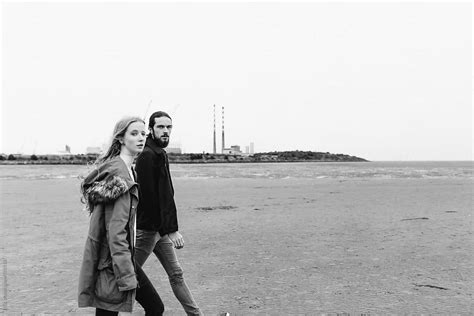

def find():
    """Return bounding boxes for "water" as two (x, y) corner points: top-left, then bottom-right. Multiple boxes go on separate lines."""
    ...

(0, 161), (472, 181)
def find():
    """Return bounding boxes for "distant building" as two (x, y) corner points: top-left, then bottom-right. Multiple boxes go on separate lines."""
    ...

(86, 147), (102, 155)
(245, 146), (250, 154)
(57, 145), (71, 155)
(166, 147), (182, 154)
(231, 145), (241, 152)
(250, 142), (254, 154)
(166, 142), (182, 154)
(223, 145), (242, 155)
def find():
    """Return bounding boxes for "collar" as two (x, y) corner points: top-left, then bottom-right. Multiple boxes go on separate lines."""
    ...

(82, 155), (139, 201)
(145, 136), (167, 157)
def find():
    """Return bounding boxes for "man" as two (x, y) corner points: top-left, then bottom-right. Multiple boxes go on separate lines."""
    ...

(135, 111), (201, 315)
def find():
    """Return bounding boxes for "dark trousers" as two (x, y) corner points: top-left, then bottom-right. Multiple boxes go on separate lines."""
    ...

(96, 265), (164, 316)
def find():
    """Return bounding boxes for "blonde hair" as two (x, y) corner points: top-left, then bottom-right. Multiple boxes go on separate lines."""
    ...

(96, 116), (145, 164)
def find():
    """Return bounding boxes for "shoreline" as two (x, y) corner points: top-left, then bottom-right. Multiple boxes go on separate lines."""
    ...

(0, 159), (370, 165)
(0, 150), (368, 165)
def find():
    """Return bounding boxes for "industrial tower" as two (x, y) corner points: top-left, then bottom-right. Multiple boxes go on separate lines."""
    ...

(221, 106), (225, 153)
(213, 104), (217, 154)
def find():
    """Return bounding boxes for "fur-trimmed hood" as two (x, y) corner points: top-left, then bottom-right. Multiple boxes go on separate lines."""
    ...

(81, 156), (137, 213)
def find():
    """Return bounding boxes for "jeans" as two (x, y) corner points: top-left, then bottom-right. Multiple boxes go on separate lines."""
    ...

(135, 229), (201, 316)
(95, 265), (164, 316)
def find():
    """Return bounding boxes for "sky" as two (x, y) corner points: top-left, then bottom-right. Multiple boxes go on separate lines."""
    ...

(1, 1), (472, 160)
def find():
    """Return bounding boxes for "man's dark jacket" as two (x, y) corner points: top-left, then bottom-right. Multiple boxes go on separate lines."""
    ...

(135, 136), (178, 235)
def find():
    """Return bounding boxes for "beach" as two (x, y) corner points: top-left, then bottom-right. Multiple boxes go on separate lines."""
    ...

(1, 163), (473, 314)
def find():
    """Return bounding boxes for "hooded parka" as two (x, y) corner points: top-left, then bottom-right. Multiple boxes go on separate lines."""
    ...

(78, 156), (139, 312)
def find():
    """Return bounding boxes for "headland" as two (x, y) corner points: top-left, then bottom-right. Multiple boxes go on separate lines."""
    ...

(0, 150), (368, 165)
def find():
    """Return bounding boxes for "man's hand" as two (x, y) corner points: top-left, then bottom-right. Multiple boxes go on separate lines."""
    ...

(167, 231), (184, 249)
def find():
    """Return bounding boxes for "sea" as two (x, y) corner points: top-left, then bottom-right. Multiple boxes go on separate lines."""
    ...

(0, 161), (472, 181)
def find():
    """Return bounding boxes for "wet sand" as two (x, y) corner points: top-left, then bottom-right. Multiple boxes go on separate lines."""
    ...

(1, 176), (472, 314)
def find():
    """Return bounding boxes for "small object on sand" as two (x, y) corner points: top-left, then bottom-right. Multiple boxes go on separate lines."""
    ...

(413, 283), (449, 290)
(197, 206), (214, 211)
(445, 210), (457, 213)
(197, 205), (237, 211)
(401, 217), (429, 221)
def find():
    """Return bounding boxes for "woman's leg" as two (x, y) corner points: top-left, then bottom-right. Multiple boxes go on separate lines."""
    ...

(95, 308), (118, 316)
(135, 264), (165, 316)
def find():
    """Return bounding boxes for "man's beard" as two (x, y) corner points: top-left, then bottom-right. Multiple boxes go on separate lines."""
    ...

(154, 135), (169, 148)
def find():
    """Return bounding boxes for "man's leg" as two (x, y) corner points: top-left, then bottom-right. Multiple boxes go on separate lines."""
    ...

(135, 264), (165, 316)
(153, 235), (201, 316)
(135, 229), (161, 267)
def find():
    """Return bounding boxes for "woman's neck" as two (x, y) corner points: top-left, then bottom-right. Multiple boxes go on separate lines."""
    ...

(119, 152), (134, 169)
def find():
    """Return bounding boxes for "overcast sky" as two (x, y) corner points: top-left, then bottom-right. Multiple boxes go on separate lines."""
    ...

(1, 1), (472, 160)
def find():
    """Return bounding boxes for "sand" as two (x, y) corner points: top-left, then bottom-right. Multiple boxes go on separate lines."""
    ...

(1, 176), (472, 315)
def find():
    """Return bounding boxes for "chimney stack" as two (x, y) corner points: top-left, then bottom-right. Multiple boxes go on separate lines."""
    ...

(213, 105), (216, 154)
(221, 106), (225, 153)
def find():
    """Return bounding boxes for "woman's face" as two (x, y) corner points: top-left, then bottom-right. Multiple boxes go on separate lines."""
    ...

(121, 121), (146, 155)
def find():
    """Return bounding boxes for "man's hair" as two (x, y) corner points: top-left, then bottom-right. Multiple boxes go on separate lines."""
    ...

(148, 111), (172, 129)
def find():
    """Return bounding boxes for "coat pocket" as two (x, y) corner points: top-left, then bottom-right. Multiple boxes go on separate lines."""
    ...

(95, 266), (127, 304)
(96, 241), (112, 270)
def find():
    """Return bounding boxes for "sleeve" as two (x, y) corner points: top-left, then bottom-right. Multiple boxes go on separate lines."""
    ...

(158, 157), (179, 236)
(104, 192), (137, 291)
(135, 151), (157, 198)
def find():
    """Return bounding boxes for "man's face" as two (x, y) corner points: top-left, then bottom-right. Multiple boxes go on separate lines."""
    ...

(151, 116), (172, 148)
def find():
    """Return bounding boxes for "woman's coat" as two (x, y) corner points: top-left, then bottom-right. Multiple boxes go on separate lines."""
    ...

(78, 156), (139, 312)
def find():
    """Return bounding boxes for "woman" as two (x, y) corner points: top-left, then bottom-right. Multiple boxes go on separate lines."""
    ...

(78, 116), (164, 315)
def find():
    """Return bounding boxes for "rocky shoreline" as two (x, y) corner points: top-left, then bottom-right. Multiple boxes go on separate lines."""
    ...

(0, 150), (368, 165)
